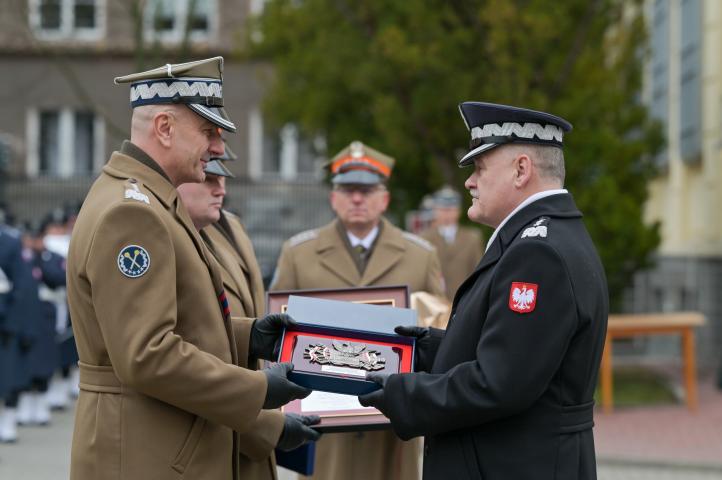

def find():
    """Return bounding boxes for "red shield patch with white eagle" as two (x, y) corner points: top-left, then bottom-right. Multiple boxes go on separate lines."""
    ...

(509, 282), (538, 313)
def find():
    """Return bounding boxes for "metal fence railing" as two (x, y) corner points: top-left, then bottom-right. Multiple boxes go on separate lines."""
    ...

(0, 175), (335, 283)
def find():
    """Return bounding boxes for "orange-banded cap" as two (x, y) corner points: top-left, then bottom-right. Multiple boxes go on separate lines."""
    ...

(327, 141), (395, 185)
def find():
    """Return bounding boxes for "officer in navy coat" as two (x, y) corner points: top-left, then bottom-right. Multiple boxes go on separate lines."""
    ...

(360, 102), (609, 480)
(21, 223), (64, 412)
(0, 224), (26, 402)
(1, 221), (42, 441)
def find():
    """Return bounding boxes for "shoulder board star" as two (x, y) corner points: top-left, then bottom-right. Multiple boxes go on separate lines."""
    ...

(288, 229), (319, 248)
(123, 179), (150, 205)
(402, 232), (435, 252)
(521, 216), (550, 239)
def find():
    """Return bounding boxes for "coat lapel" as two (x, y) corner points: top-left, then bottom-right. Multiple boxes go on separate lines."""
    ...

(232, 226), (265, 316)
(448, 237), (502, 317)
(316, 221), (360, 286)
(209, 234), (255, 317)
(427, 228), (450, 260)
(361, 218), (405, 286)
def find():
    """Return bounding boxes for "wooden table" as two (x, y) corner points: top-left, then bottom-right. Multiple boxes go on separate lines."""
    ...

(600, 312), (706, 413)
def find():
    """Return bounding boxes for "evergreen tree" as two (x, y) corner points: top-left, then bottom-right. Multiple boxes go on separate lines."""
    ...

(245, 0), (663, 307)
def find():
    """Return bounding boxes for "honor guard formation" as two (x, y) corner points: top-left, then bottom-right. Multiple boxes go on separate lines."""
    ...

(1, 56), (609, 480)
(1, 206), (80, 443)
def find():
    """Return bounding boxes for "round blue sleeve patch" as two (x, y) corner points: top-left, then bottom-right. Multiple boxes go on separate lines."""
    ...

(117, 245), (151, 278)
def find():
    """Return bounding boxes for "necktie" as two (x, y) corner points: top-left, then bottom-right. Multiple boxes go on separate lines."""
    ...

(354, 245), (368, 271)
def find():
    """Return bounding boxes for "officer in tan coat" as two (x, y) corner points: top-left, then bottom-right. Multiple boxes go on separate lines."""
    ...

(270, 141), (444, 480)
(421, 187), (483, 301)
(66, 58), (310, 480)
(178, 155), (322, 480)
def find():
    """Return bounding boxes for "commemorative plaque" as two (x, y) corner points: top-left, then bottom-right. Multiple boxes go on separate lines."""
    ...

(280, 327), (411, 396)
(299, 337), (392, 373)
(268, 288), (416, 433)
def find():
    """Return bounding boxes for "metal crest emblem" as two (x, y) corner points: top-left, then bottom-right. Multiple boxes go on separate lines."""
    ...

(117, 245), (150, 278)
(304, 340), (386, 371)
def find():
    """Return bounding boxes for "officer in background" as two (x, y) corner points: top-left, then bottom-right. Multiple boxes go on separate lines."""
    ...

(178, 151), (321, 479)
(36, 210), (77, 411)
(420, 186), (483, 302)
(66, 57), (310, 480)
(271, 141), (444, 480)
(359, 102), (609, 479)
(0, 219), (40, 443)
(14, 220), (64, 427)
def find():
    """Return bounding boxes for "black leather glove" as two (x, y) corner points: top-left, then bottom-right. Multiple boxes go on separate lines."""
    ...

(262, 362), (312, 409)
(276, 413), (322, 451)
(250, 313), (297, 361)
(395, 325), (445, 373)
(357, 372), (391, 413)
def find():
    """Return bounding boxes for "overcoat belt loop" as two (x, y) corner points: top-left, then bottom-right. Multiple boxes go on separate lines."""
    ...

(78, 361), (122, 394)
(558, 400), (595, 433)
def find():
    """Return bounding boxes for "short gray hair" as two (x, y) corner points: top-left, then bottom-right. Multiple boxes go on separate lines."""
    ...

(529, 145), (565, 184)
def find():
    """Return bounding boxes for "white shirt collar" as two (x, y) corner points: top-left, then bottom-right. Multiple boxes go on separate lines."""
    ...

(484, 189), (568, 253)
(348, 225), (379, 250)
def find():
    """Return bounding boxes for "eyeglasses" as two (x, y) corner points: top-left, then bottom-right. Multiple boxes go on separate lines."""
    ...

(334, 185), (385, 196)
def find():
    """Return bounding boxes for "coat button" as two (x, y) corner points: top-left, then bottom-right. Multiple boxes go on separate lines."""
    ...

(128, 178), (137, 184)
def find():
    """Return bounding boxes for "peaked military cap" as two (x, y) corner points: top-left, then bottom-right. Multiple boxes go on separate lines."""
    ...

(114, 56), (236, 133)
(433, 186), (461, 208)
(327, 141), (395, 185)
(204, 139), (236, 177)
(458, 101), (572, 167)
(23, 219), (44, 238)
(214, 140), (237, 161)
(203, 159), (234, 178)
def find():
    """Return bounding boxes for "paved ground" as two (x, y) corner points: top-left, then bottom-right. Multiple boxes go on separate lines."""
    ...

(595, 373), (722, 469)
(0, 403), (73, 479)
(2, 376), (721, 479)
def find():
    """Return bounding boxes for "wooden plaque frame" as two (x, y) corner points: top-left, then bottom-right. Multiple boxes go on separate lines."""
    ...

(267, 285), (410, 432)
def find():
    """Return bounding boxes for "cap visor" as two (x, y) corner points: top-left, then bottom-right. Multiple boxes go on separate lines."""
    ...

(458, 143), (499, 167)
(219, 143), (238, 161)
(188, 104), (236, 133)
(204, 159), (235, 178)
(331, 170), (383, 185)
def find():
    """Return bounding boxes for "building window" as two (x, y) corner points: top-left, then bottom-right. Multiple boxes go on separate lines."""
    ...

(39, 0), (61, 30)
(39, 111), (61, 176)
(74, 0), (97, 29)
(27, 108), (104, 178)
(649, 0), (669, 168)
(29, 0), (105, 40)
(144, 0), (217, 44)
(679, 0), (701, 162)
(247, 108), (325, 181)
(74, 111), (96, 174)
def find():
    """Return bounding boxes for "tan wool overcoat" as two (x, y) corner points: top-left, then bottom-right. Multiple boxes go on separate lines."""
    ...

(67, 145), (268, 480)
(203, 211), (285, 480)
(421, 226), (483, 301)
(271, 218), (443, 297)
(270, 217), (443, 480)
